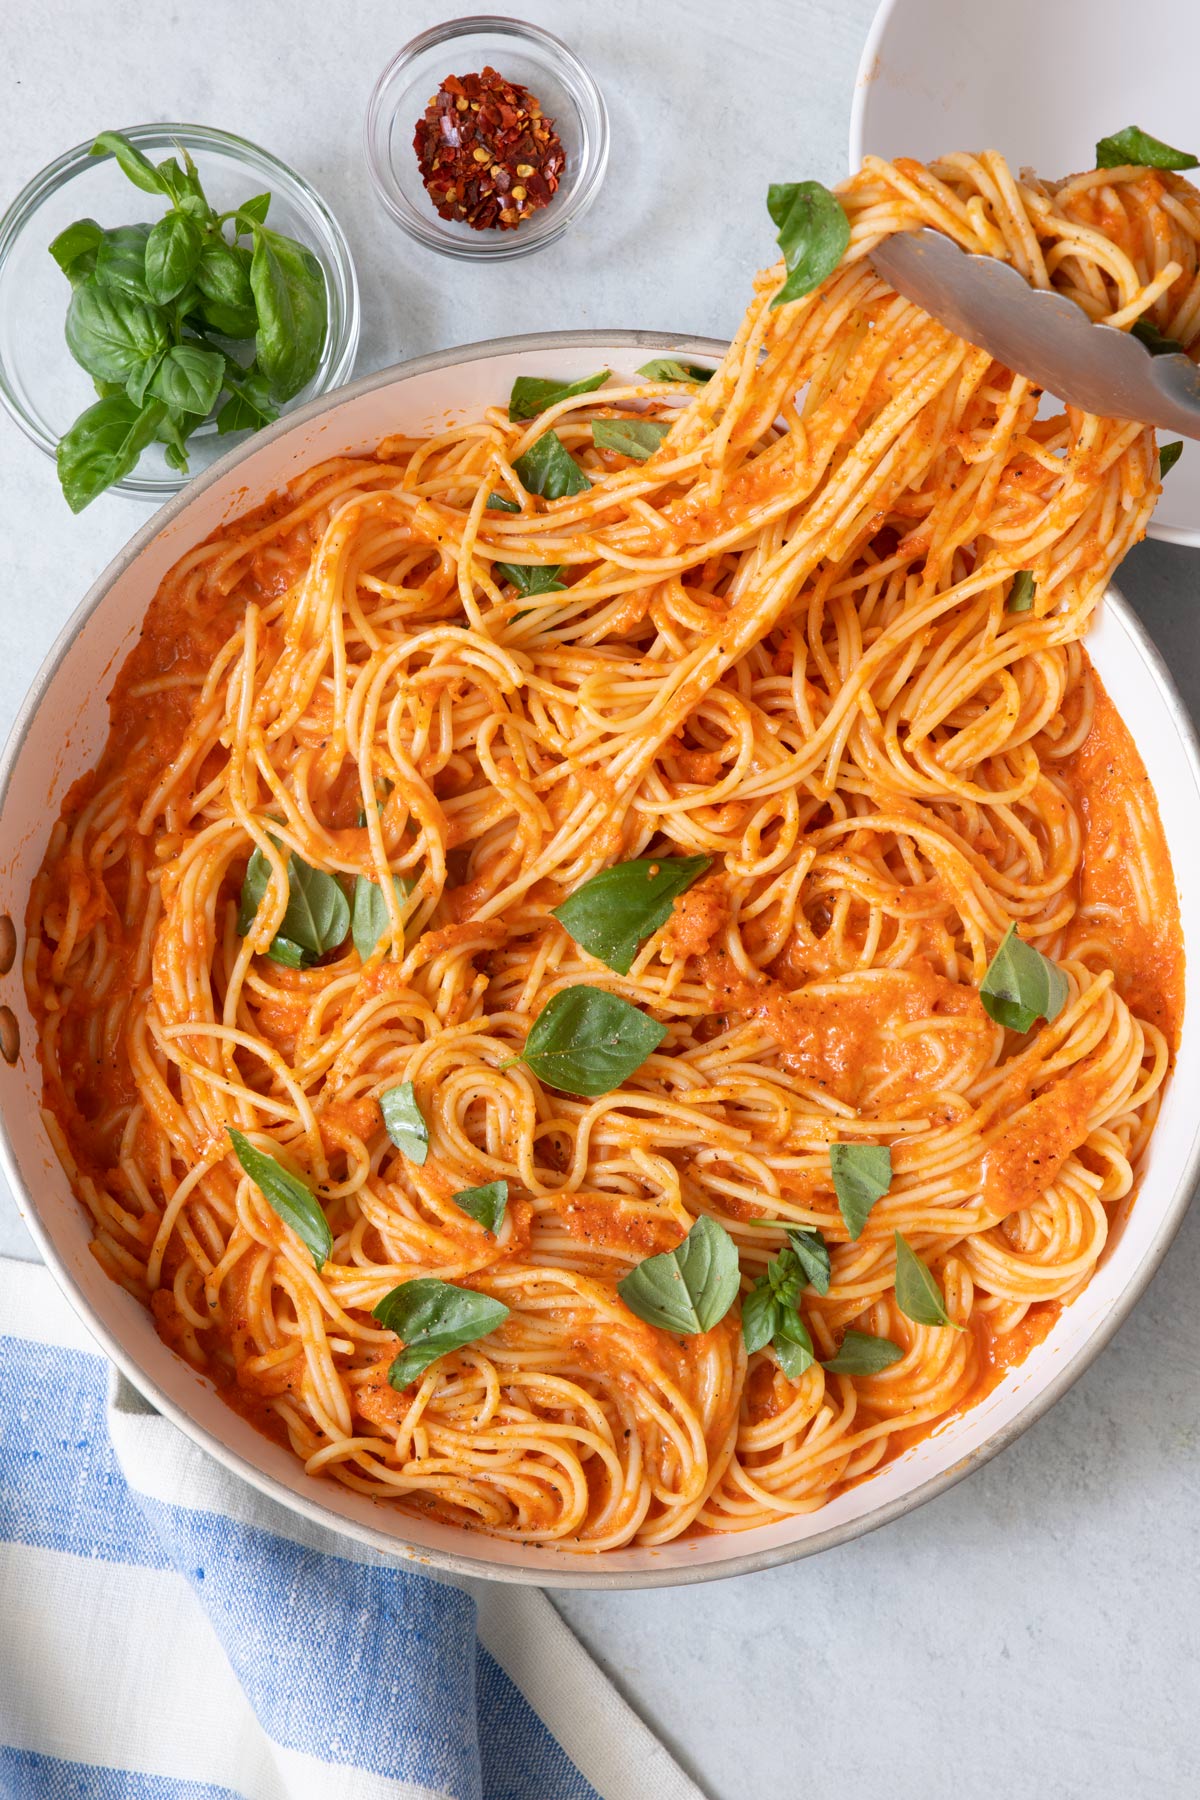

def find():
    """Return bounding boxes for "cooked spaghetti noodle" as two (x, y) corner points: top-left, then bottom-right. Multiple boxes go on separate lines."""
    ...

(27, 151), (1187, 1550)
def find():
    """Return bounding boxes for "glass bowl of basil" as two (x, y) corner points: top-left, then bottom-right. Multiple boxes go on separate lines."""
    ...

(0, 123), (359, 507)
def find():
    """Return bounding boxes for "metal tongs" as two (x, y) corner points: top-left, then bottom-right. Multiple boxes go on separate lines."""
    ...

(871, 228), (1200, 439)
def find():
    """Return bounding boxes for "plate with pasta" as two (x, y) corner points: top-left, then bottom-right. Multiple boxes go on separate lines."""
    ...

(2, 148), (1199, 1586)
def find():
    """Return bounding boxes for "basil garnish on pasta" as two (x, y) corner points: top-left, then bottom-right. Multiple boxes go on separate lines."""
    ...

(228, 1128), (332, 1270)
(822, 1330), (904, 1376)
(513, 430), (591, 499)
(591, 419), (670, 461)
(785, 1226), (831, 1296)
(486, 491), (521, 512)
(741, 1245), (816, 1378)
(893, 1232), (962, 1330)
(1161, 441), (1184, 477)
(520, 985), (665, 1096)
(830, 1143), (892, 1240)
(1095, 126), (1198, 171)
(767, 180), (850, 308)
(380, 1081), (429, 1163)
(1130, 318), (1186, 357)
(551, 855), (711, 974)
(637, 358), (713, 383)
(373, 1278), (510, 1390)
(618, 1216), (740, 1335)
(979, 925), (1068, 1033)
(494, 562), (566, 596)
(508, 369), (608, 421)
(1007, 570), (1036, 614)
(351, 873), (412, 962)
(451, 1180), (508, 1234)
(238, 844), (349, 968)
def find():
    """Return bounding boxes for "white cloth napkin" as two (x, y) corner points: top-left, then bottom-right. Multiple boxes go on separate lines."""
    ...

(0, 1256), (705, 1800)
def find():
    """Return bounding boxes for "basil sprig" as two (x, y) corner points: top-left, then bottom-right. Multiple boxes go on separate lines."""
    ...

(979, 924), (1068, 1033)
(591, 419), (670, 461)
(1095, 126), (1198, 171)
(519, 985), (665, 1096)
(451, 1180), (508, 1233)
(1131, 318), (1186, 357)
(351, 873), (413, 962)
(487, 492), (521, 512)
(784, 1225), (832, 1295)
(494, 562), (566, 597)
(238, 844), (349, 968)
(508, 369), (608, 421)
(637, 358), (713, 383)
(228, 1128), (332, 1269)
(741, 1246), (815, 1379)
(617, 1215), (740, 1335)
(551, 855), (711, 975)
(1007, 570), (1036, 614)
(380, 1081), (429, 1164)
(767, 180), (850, 309)
(513, 431), (591, 499)
(830, 1143), (892, 1240)
(51, 130), (328, 510)
(822, 1329), (904, 1376)
(373, 1278), (510, 1390)
(894, 1232), (962, 1330)
(1160, 441), (1184, 477)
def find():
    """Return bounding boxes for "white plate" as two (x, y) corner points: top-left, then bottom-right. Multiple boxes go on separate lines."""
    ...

(849, 0), (1200, 546)
(1, 333), (1197, 1588)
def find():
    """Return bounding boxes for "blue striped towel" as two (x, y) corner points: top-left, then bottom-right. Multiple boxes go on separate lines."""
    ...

(0, 1257), (703, 1800)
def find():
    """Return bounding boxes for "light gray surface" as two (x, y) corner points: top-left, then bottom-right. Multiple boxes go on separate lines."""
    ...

(2, 3), (1198, 1796)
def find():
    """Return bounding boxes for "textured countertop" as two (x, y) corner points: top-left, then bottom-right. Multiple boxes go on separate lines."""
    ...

(2, 3), (1198, 1794)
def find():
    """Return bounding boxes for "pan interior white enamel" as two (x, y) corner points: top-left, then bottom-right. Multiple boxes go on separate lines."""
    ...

(2, 337), (1197, 1587)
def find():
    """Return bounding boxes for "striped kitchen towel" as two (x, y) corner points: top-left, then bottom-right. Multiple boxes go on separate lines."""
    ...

(0, 1256), (704, 1800)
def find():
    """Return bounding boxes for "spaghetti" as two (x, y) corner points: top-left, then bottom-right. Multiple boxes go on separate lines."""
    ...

(27, 150), (1187, 1550)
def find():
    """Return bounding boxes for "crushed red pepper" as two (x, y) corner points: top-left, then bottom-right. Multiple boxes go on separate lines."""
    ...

(413, 66), (566, 232)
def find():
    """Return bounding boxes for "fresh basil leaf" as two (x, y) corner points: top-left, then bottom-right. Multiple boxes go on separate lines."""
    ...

(1095, 126), (1198, 171)
(90, 131), (164, 194)
(766, 1246), (802, 1306)
(216, 364), (279, 435)
(822, 1329), (904, 1376)
(591, 418), (670, 461)
(494, 561), (566, 597)
(979, 923), (1069, 1033)
(1007, 570), (1036, 614)
(513, 430), (591, 499)
(201, 296), (260, 339)
(48, 217), (104, 284)
(487, 492), (521, 512)
(637, 358), (713, 383)
(65, 278), (168, 384)
(520, 984), (665, 1097)
(155, 404), (199, 472)
(894, 1231), (961, 1330)
(262, 935), (313, 969)
(249, 223), (328, 402)
(236, 192), (272, 228)
(785, 1226), (831, 1296)
(228, 1127), (332, 1269)
(149, 344), (225, 416)
(450, 1180), (508, 1234)
(1130, 317), (1186, 356)
(55, 394), (164, 512)
(741, 1276), (779, 1354)
(92, 224), (155, 301)
(830, 1143), (892, 1240)
(618, 1215), (740, 1335)
(773, 1309), (815, 1379)
(144, 212), (203, 304)
(373, 1278), (510, 1389)
(508, 369), (608, 422)
(1160, 440), (1184, 477)
(767, 180), (851, 308)
(238, 844), (349, 962)
(152, 149), (211, 216)
(196, 240), (256, 325)
(351, 873), (413, 961)
(552, 855), (711, 976)
(380, 1080), (428, 1164)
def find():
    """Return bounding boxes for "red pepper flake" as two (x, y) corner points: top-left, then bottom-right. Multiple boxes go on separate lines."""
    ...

(414, 66), (566, 232)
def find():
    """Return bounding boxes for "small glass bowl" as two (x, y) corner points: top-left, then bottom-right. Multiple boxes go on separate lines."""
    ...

(366, 16), (609, 261)
(0, 123), (360, 499)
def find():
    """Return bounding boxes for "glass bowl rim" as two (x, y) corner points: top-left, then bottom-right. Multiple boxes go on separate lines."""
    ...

(0, 120), (361, 496)
(364, 14), (610, 263)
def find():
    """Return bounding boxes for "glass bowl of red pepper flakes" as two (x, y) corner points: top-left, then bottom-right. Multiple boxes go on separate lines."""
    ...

(365, 16), (609, 261)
